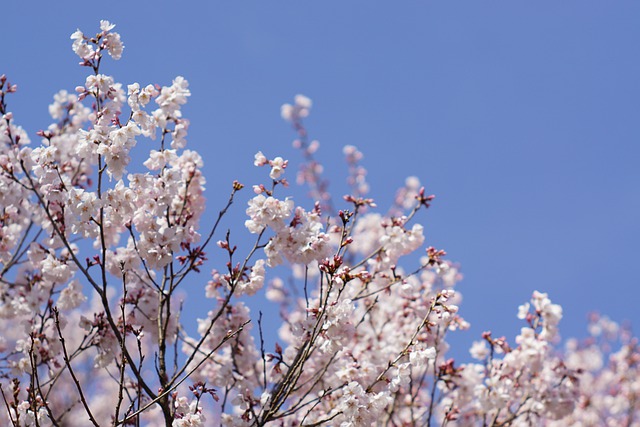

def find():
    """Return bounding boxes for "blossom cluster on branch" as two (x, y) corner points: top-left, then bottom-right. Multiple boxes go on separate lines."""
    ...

(0, 21), (637, 427)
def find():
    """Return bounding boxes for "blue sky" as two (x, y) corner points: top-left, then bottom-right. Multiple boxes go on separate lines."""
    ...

(3, 2), (639, 354)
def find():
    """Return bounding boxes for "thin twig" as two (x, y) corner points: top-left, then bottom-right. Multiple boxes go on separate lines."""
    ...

(53, 308), (100, 427)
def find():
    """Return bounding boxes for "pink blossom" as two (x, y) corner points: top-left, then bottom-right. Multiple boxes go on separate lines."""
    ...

(0, 20), (636, 427)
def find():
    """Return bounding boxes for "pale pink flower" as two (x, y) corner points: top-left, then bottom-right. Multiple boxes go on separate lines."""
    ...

(57, 280), (87, 310)
(269, 156), (287, 179)
(469, 340), (490, 360)
(254, 151), (268, 166)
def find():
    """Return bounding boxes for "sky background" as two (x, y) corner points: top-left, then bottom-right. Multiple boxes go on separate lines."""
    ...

(3, 1), (640, 357)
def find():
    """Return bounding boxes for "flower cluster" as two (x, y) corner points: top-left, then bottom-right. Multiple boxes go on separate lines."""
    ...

(0, 20), (637, 427)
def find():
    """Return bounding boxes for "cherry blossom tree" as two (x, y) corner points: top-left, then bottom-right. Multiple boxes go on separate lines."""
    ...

(0, 21), (637, 427)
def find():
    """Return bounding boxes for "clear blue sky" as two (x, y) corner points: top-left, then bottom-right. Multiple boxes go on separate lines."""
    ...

(3, 2), (639, 353)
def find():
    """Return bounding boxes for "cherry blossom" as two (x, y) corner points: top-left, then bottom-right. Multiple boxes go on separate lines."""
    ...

(0, 20), (637, 427)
